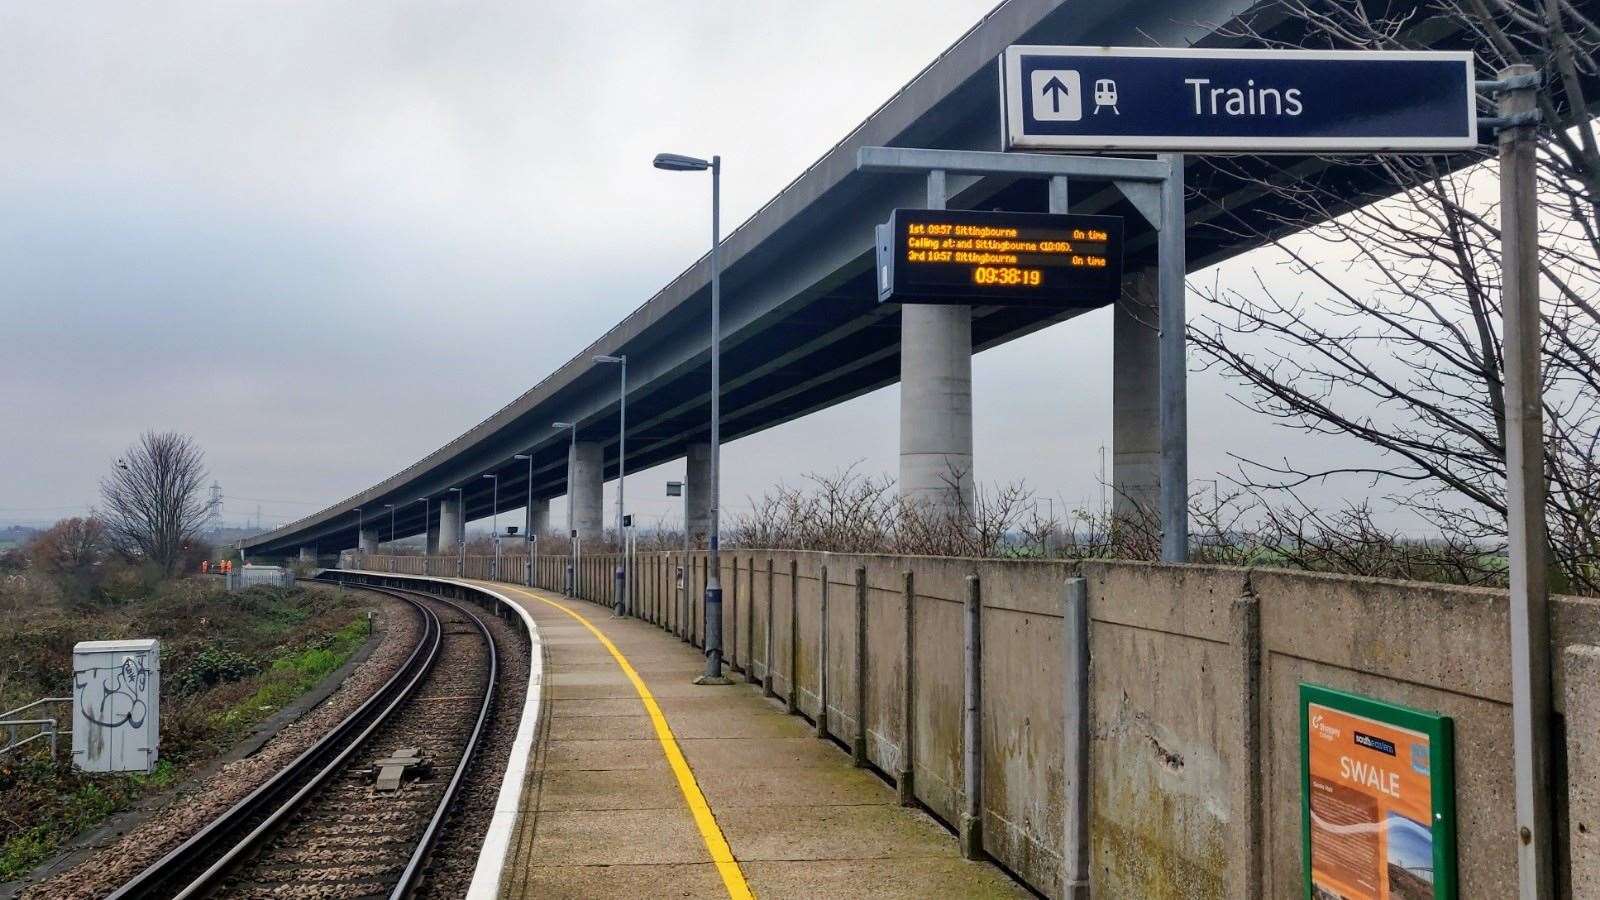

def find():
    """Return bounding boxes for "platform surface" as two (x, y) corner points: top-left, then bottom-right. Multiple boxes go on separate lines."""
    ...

(481, 582), (1029, 900)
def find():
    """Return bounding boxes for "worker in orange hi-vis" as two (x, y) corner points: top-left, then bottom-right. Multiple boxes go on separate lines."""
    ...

(201, 560), (210, 574)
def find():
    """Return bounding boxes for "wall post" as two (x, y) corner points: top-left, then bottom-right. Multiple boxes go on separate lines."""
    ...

(747, 560), (761, 685)
(729, 556), (740, 671)
(787, 559), (800, 715)
(853, 565), (869, 767)
(816, 564), (830, 739)
(960, 573), (983, 860)
(1230, 591), (1264, 900)
(898, 569), (916, 806)
(768, 557), (780, 698)
(1062, 577), (1090, 898)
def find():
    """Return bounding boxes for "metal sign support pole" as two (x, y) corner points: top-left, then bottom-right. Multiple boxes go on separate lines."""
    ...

(856, 146), (1187, 561)
(1496, 62), (1553, 900)
(1157, 154), (1188, 563)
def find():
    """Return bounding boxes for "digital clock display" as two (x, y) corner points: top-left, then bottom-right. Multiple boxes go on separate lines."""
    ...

(876, 209), (1124, 307)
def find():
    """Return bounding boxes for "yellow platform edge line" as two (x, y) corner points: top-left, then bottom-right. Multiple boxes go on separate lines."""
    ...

(510, 587), (754, 900)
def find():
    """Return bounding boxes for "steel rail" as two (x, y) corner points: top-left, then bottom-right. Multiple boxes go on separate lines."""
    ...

(107, 585), (443, 900)
(385, 586), (499, 898)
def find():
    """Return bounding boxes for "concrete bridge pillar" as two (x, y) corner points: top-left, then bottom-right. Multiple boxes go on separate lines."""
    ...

(358, 526), (379, 553)
(529, 497), (551, 538)
(899, 170), (973, 518)
(1113, 268), (1161, 521)
(299, 545), (316, 563)
(900, 303), (974, 517)
(570, 442), (604, 540)
(684, 442), (712, 548)
(426, 517), (441, 555)
(437, 496), (461, 552)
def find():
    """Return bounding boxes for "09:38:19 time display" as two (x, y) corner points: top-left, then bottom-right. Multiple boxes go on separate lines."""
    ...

(971, 266), (1042, 287)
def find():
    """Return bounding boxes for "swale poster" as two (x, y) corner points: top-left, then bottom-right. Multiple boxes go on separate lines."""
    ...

(1300, 684), (1457, 899)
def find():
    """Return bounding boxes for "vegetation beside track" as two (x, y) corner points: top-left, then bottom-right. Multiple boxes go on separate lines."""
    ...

(0, 576), (374, 881)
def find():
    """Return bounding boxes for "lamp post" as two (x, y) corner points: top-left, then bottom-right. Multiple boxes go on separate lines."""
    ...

(594, 354), (627, 617)
(482, 474), (499, 580)
(515, 453), (535, 586)
(449, 487), (464, 577)
(654, 150), (726, 684)
(553, 422), (578, 595)
(384, 503), (395, 554)
(355, 507), (364, 559)
(416, 497), (430, 574)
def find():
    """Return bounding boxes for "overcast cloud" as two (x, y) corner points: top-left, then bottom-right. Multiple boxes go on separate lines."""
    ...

(0, 2), (1401, 534)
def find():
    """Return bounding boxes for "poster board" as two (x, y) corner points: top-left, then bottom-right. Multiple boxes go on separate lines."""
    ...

(1300, 684), (1456, 899)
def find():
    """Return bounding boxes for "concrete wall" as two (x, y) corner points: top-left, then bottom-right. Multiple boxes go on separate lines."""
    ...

(349, 550), (1600, 899)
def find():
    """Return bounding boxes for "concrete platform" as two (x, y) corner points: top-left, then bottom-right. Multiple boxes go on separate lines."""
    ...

(482, 582), (1028, 900)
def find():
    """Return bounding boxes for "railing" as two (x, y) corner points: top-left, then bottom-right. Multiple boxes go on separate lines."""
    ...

(1, 697), (71, 760)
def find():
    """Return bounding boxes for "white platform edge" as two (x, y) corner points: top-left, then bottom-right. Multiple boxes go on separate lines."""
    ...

(334, 572), (542, 900)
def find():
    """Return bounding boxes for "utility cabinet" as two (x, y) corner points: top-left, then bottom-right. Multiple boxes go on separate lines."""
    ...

(71, 638), (160, 773)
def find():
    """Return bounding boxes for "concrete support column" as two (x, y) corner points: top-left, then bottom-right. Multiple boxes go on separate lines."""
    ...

(529, 497), (551, 538)
(437, 496), (462, 551)
(358, 527), (379, 553)
(570, 441), (604, 540)
(425, 519), (441, 555)
(1113, 267), (1161, 521)
(685, 442), (712, 548)
(899, 303), (974, 515)
(299, 546), (316, 563)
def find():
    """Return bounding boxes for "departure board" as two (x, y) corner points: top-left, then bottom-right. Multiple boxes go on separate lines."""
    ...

(876, 209), (1124, 307)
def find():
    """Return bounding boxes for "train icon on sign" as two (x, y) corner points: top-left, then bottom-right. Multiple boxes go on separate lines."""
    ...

(1093, 79), (1119, 114)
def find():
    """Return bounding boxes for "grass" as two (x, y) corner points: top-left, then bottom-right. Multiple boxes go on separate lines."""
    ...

(0, 769), (132, 880)
(0, 577), (371, 884)
(213, 619), (368, 731)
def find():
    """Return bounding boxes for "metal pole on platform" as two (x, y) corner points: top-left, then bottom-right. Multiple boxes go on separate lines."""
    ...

(596, 354), (628, 616)
(482, 474), (499, 581)
(1157, 153), (1188, 563)
(516, 452), (534, 586)
(450, 487), (464, 577)
(653, 150), (727, 684)
(553, 422), (577, 595)
(1492, 63), (1553, 900)
(417, 496), (429, 576)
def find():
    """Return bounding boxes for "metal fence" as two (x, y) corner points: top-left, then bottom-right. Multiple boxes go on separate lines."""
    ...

(0, 697), (71, 760)
(226, 566), (296, 591)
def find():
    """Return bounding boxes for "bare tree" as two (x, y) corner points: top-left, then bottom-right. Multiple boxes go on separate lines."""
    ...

(1189, 0), (1600, 594)
(99, 431), (211, 576)
(27, 517), (109, 579)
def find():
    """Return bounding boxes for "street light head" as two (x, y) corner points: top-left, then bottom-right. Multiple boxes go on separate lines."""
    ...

(593, 354), (624, 364)
(482, 474), (495, 481)
(653, 152), (710, 172)
(514, 453), (530, 460)
(552, 421), (574, 429)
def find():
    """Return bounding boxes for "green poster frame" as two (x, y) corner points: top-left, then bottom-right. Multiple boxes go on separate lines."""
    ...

(1300, 683), (1457, 899)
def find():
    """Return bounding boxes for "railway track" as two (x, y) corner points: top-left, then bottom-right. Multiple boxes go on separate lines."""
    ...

(107, 584), (499, 899)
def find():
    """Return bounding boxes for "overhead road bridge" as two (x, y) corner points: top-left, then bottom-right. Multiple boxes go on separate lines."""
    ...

(242, 0), (1592, 559)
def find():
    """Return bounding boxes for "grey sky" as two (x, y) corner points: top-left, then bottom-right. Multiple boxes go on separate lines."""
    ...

(0, 1), (1397, 534)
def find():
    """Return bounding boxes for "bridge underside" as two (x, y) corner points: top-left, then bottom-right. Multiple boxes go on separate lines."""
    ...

(246, 0), (1598, 558)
